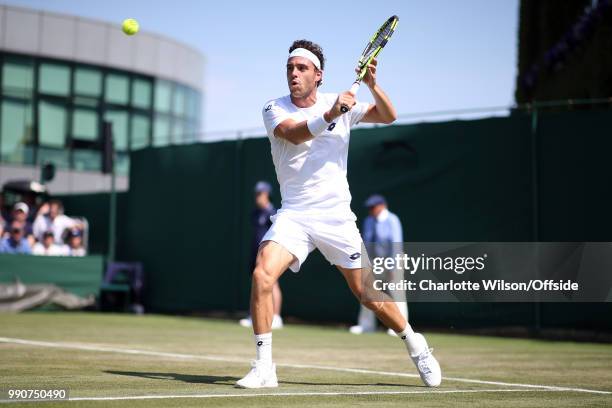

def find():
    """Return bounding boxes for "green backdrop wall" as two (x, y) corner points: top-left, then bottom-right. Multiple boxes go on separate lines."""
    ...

(58, 109), (612, 330)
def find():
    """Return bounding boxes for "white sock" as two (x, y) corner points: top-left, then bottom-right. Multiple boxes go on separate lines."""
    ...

(397, 324), (425, 356)
(254, 332), (272, 364)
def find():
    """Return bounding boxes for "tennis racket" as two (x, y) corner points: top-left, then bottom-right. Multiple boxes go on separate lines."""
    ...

(340, 15), (399, 113)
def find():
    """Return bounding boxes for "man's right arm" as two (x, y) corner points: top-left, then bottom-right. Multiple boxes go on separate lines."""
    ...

(273, 119), (317, 145)
(265, 92), (356, 145)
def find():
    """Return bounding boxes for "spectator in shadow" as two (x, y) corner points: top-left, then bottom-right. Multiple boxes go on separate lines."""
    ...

(33, 199), (81, 245)
(350, 194), (408, 336)
(32, 230), (69, 256)
(240, 181), (284, 330)
(0, 222), (32, 254)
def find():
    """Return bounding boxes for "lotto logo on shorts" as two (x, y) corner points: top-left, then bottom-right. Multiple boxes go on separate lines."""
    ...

(349, 252), (361, 260)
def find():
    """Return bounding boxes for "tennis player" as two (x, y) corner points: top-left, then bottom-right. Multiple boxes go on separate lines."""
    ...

(236, 40), (441, 389)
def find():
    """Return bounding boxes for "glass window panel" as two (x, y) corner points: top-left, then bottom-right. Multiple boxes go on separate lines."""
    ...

(0, 99), (34, 164)
(187, 88), (202, 120)
(185, 121), (199, 143)
(37, 147), (70, 169)
(154, 80), (172, 113)
(172, 120), (184, 144)
(131, 114), (150, 150)
(104, 109), (129, 151)
(132, 78), (152, 109)
(105, 73), (129, 105)
(39, 63), (70, 96)
(172, 85), (186, 117)
(38, 100), (67, 148)
(188, 91), (202, 124)
(115, 152), (130, 176)
(74, 67), (102, 97)
(73, 149), (101, 171)
(185, 88), (194, 119)
(2, 56), (34, 93)
(153, 116), (170, 147)
(73, 109), (98, 141)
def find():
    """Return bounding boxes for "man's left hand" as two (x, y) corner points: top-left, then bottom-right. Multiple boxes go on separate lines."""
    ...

(357, 58), (377, 88)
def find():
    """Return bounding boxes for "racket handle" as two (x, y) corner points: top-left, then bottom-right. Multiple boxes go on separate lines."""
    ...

(340, 82), (362, 113)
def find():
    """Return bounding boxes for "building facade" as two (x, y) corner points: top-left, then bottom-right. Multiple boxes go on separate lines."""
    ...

(0, 5), (204, 193)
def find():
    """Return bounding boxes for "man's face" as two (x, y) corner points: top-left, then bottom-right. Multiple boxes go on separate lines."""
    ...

(49, 203), (60, 218)
(10, 224), (23, 241)
(368, 204), (386, 218)
(43, 235), (54, 248)
(69, 236), (82, 248)
(286, 56), (321, 98)
(12, 209), (26, 221)
(255, 191), (269, 209)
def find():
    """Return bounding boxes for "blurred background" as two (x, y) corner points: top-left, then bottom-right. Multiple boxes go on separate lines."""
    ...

(0, 0), (610, 339)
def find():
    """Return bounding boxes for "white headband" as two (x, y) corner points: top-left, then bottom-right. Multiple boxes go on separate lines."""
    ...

(288, 48), (321, 70)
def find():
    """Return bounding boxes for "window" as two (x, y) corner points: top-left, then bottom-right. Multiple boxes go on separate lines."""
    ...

(39, 63), (70, 96)
(154, 80), (172, 113)
(115, 152), (130, 176)
(105, 73), (129, 105)
(132, 78), (152, 109)
(73, 149), (101, 172)
(0, 99), (34, 164)
(0, 53), (202, 175)
(2, 56), (34, 97)
(172, 120), (184, 144)
(153, 115), (170, 146)
(38, 100), (67, 148)
(74, 67), (102, 97)
(131, 113), (150, 150)
(72, 108), (98, 141)
(104, 109), (129, 151)
(172, 85), (186, 117)
(37, 147), (70, 169)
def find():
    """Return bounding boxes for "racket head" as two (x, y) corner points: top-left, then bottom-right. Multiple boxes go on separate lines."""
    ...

(355, 15), (399, 81)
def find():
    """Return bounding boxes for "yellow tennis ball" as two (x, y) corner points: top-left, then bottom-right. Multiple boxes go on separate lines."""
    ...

(122, 18), (139, 36)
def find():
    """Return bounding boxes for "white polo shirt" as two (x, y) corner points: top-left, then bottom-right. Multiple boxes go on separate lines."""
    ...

(262, 92), (369, 215)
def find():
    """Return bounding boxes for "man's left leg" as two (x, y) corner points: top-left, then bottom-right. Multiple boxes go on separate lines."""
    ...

(337, 266), (442, 387)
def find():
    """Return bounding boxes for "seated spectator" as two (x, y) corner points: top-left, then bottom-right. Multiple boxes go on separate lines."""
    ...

(32, 231), (69, 256)
(33, 199), (81, 244)
(7, 202), (35, 246)
(0, 222), (32, 254)
(65, 228), (86, 257)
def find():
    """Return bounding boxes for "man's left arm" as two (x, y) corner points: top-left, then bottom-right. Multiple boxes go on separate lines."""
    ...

(358, 59), (397, 125)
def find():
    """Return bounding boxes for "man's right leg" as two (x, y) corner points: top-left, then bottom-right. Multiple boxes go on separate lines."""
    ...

(251, 241), (294, 334)
(236, 240), (295, 389)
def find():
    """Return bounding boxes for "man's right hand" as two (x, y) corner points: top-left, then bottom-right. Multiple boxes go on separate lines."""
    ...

(325, 91), (356, 122)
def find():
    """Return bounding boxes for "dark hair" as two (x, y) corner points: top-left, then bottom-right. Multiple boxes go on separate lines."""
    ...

(289, 39), (325, 87)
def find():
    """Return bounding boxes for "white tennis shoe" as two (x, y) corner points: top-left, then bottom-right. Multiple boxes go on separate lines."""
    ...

(408, 333), (442, 387)
(235, 360), (278, 389)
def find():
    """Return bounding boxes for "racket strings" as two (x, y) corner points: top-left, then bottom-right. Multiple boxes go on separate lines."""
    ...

(360, 19), (396, 65)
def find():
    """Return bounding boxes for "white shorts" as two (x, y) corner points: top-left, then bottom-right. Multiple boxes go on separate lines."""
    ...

(261, 210), (364, 272)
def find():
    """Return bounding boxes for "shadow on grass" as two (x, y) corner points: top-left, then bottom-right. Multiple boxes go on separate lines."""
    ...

(104, 370), (422, 388)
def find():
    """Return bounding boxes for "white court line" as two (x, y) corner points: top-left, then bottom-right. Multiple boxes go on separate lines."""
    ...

(67, 389), (564, 402)
(1, 337), (610, 396)
(0, 389), (574, 404)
